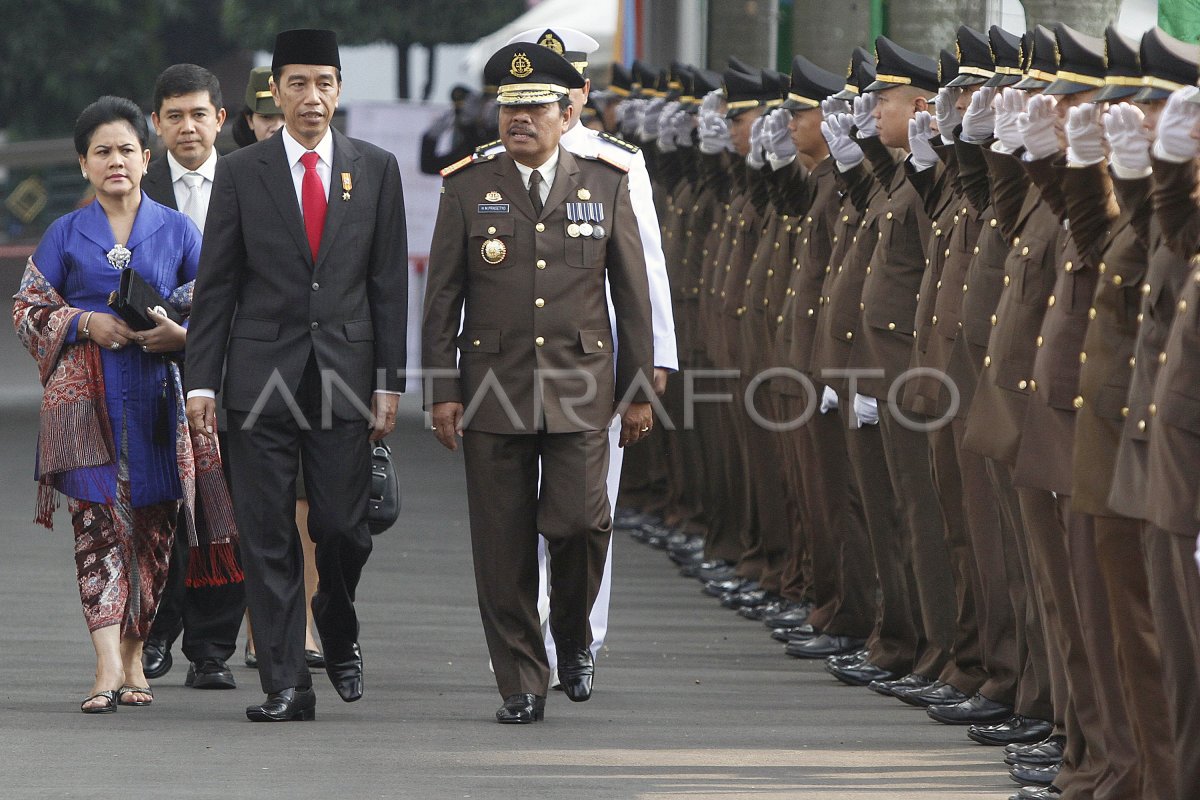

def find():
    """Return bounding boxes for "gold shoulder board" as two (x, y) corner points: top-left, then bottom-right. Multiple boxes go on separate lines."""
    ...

(598, 132), (640, 154)
(593, 153), (630, 173)
(474, 139), (502, 155)
(439, 155), (474, 177)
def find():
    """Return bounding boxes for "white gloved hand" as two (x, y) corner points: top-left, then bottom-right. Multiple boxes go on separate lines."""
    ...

(992, 87), (1027, 153)
(656, 101), (681, 138)
(746, 114), (768, 169)
(820, 385), (839, 414)
(908, 111), (939, 171)
(853, 394), (879, 427)
(699, 90), (723, 117)
(822, 112), (865, 169)
(1154, 86), (1200, 163)
(935, 87), (963, 144)
(1065, 103), (1105, 166)
(960, 85), (996, 143)
(852, 92), (879, 137)
(821, 97), (851, 121)
(1103, 102), (1151, 173)
(639, 98), (667, 140)
(763, 108), (798, 165)
(1017, 93), (1059, 160)
(698, 108), (732, 155)
(671, 109), (695, 148)
(620, 98), (645, 137)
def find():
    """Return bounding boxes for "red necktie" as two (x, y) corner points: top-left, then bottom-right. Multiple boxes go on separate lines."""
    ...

(300, 151), (327, 261)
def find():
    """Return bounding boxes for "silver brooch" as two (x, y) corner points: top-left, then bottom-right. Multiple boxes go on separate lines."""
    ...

(106, 243), (131, 271)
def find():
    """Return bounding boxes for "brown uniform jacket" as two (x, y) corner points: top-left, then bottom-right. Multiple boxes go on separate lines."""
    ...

(422, 146), (654, 434)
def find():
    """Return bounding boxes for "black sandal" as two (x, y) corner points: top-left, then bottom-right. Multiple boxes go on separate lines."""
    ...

(81, 690), (118, 714)
(116, 685), (153, 706)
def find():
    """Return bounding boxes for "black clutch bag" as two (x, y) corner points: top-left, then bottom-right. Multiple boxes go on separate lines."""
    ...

(367, 441), (401, 535)
(107, 268), (183, 331)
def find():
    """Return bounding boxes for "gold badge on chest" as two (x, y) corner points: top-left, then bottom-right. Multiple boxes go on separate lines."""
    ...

(481, 238), (508, 264)
(485, 191), (502, 202)
(510, 52), (533, 79)
(576, 188), (591, 201)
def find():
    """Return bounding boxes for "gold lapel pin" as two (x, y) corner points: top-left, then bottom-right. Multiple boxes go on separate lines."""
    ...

(577, 188), (591, 200)
(341, 172), (353, 201)
(485, 191), (502, 202)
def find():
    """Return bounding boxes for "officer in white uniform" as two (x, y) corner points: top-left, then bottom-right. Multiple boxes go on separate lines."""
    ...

(485, 26), (678, 679)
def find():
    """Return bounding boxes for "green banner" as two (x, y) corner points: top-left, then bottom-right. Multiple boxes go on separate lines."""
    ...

(1160, 0), (1200, 43)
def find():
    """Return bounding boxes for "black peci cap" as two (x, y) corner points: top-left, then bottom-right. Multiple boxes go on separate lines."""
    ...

(1095, 25), (1142, 103)
(865, 35), (939, 94)
(1133, 27), (1200, 102)
(1044, 23), (1106, 96)
(483, 43), (586, 106)
(939, 49), (960, 88)
(783, 55), (845, 110)
(834, 47), (876, 101)
(272, 29), (341, 74)
(984, 27), (1024, 87)
(1014, 25), (1058, 90)
(947, 26), (994, 87)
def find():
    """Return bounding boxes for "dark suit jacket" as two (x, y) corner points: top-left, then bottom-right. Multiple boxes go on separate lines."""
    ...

(185, 129), (408, 419)
(422, 146), (653, 434)
(141, 157), (180, 211)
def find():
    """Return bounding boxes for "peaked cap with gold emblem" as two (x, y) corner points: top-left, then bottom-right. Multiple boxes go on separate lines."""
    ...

(484, 42), (586, 106)
(505, 26), (600, 76)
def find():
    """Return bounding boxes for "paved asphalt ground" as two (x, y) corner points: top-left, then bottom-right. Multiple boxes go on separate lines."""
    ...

(0, 260), (1014, 799)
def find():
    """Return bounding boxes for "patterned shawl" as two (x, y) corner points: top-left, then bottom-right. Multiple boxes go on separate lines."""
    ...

(13, 258), (242, 587)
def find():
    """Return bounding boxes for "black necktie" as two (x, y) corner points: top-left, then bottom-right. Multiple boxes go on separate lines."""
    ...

(528, 169), (543, 216)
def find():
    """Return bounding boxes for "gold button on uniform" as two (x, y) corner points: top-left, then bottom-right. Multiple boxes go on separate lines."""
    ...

(1047, 295), (1056, 307)
(473, 339), (481, 347)
(1149, 403), (1157, 416)
(886, 211), (893, 220)
(984, 356), (992, 367)
(1013, 236), (1020, 246)
(1019, 380), (1028, 389)
(990, 218), (998, 227)
(1036, 335), (1043, 347)
(1021, 246), (1030, 256)
(1073, 396), (1084, 409)
(991, 314), (997, 326)
(1064, 261), (1073, 272)
(845, 331), (853, 340)
(535, 336), (545, 346)
(1029, 380), (1037, 391)
(1138, 420), (1147, 432)
(1088, 307), (1096, 320)
(888, 322), (896, 330)
(1079, 352), (1087, 364)
(596, 340), (604, 349)
(1159, 351), (1167, 364)
(534, 298), (545, 308)
(535, 223), (545, 232)
(536, 259), (546, 269)
(487, 226), (497, 235)
(1004, 275), (1011, 286)
(1112, 275), (1123, 286)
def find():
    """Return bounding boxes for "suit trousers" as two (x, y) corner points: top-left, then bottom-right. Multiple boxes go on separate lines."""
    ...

(1144, 524), (1200, 800)
(463, 428), (610, 699)
(225, 364), (373, 694)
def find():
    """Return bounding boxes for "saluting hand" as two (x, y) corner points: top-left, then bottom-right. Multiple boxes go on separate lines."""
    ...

(1103, 103), (1151, 173)
(960, 85), (996, 143)
(1065, 103), (1105, 166)
(908, 111), (939, 171)
(1155, 86), (1200, 162)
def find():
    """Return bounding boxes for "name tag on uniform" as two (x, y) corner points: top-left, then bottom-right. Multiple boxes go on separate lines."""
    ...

(478, 203), (510, 214)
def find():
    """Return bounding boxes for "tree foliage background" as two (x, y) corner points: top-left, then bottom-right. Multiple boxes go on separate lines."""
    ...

(0, 0), (525, 140)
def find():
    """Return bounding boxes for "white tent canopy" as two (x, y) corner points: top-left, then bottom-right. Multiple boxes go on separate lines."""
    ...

(461, 0), (619, 87)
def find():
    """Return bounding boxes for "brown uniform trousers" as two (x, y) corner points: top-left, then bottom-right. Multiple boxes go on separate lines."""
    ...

(814, 143), (922, 675)
(953, 137), (1049, 723)
(1139, 157), (1200, 800)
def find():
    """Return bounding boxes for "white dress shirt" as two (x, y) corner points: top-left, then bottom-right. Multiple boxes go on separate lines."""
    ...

(512, 149), (559, 205)
(167, 149), (218, 232)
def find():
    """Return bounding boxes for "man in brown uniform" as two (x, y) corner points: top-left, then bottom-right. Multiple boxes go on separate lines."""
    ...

(423, 43), (654, 724)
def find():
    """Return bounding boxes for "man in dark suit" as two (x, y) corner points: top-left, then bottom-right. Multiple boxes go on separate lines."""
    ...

(423, 43), (654, 724)
(185, 29), (408, 722)
(140, 63), (246, 692)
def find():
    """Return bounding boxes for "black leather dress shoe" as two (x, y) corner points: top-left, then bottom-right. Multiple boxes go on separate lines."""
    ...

(142, 638), (173, 680)
(324, 642), (364, 702)
(926, 692), (1013, 725)
(740, 598), (787, 620)
(970, 715), (1053, 746)
(557, 644), (594, 702)
(1009, 762), (1058, 786)
(305, 649), (326, 670)
(696, 560), (737, 582)
(826, 659), (900, 686)
(496, 693), (546, 724)
(826, 648), (868, 668)
(246, 686), (315, 722)
(869, 672), (934, 698)
(785, 623), (818, 642)
(722, 588), (774, 610)
(703, 578), (757, 597)
(669, 544), (705, 567)
(1006, 733), (1065, 756)
(1015, 785), (1062, 799)
(786, 633), (865, 659)
(185, 658), (236, 689)
(763, 604), (811, 629)
(1005, 735), (1066, 766)
(898, 681), (968, 708)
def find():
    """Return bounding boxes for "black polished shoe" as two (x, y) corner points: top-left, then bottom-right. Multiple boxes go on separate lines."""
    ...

(770, 627), (801, 643)
(763, 604), (812, 629)
(142, 638), (173, 680)
(786, 633), (865, 659)
(496, 693), (546, 724)
(305, 649), (326, 670)
(869, 672), (934, 698)
(324, 642), (364, 702)
(722, 588), (774, 610)
(1005, 735), (1066, 766)
(1006, 733), (1065, 756)
(703, 578), (757, 597)
(185, 658), (236, 690)
(970, 715), (1054, 746)
(927, 692), (1013, 725)
(1012, 788), (1062, 800)
(827, 659), (900, 686)
(827, 648), (869, 668)
(696, 560), (737, 582)
(1009, 762), (1059, 787)
(556, 643), (594, 702)
(669, 545), (705, 567)
(899, 681), (969, 708)
(785, 623), (819, 642)
(246, 686), (315, 722)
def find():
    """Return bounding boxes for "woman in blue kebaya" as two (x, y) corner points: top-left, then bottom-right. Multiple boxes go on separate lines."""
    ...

(13, 96), (238, 714)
